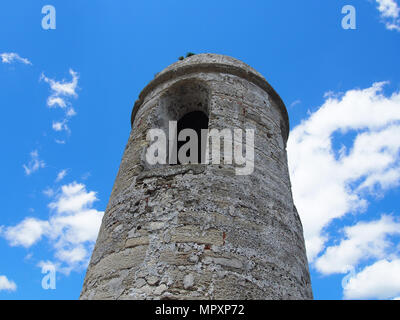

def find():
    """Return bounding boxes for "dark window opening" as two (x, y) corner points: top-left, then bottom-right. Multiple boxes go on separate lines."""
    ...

(176, 111), (209, 164)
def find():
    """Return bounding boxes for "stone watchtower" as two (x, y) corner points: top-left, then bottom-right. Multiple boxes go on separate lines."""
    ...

(80, 54), (313, 300)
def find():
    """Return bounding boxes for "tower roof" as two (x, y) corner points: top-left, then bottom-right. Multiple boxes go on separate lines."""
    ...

(131, 53), (289, 139)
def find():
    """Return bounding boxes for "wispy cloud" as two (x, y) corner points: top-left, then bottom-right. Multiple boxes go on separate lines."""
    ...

(43, 187), (55, 198)
(0, 275), (17, 292)
(40, 69), (79, 135)
(41, 69), (79, 103)
(375, 0), (400, 31)
(23, 150), (45, 176)
(55, 169), (68, 182)
(47, 97), (67, 109)
(0, 52), (32, 65)
(1, 182), (103, 274)
(52, 120), (69, 133)
(290, 100), (301, 107)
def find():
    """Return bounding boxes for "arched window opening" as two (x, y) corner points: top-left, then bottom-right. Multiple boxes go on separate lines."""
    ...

(155, 80), (210, 166)
(177, 111), (209, 164)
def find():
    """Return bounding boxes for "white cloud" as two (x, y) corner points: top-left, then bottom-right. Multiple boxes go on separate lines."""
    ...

(23, 150), (45, 176)
(37, 260), (65, 276)
(290, 100), (301, 107)
(47, 96), (67, 109)
(0, 275), (17, 292)
(343, 259), (400, 299)
(52, 121), (63, 131)
(43, 187), (55, 198)
(49, 183), (97, 214)
(1, 182), (103, 273)
(41, 69), (79, 100)
(66, 108), (76, 117)
(287, 82), (400, 261)
(377, 0), (400, 18)
(52, 120), (69, 133)
(55, 245), (88, 264)
(375, 0), (400, 31)
(1, 218), (50, 248)
(315, 215), (400, 274)
(0, 52), (31, 65)
(37, 260), (55, 269)
(41, 69), (79, 138)
(55, 169), (68, 182)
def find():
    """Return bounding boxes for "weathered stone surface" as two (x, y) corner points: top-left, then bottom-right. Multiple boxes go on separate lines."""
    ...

(170, 226), (224, 246)
(80, 53), (313, 300)
(125, 236), (149, 248)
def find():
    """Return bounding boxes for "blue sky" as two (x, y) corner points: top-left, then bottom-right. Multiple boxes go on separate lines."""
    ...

(0, 0), (400, 300)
